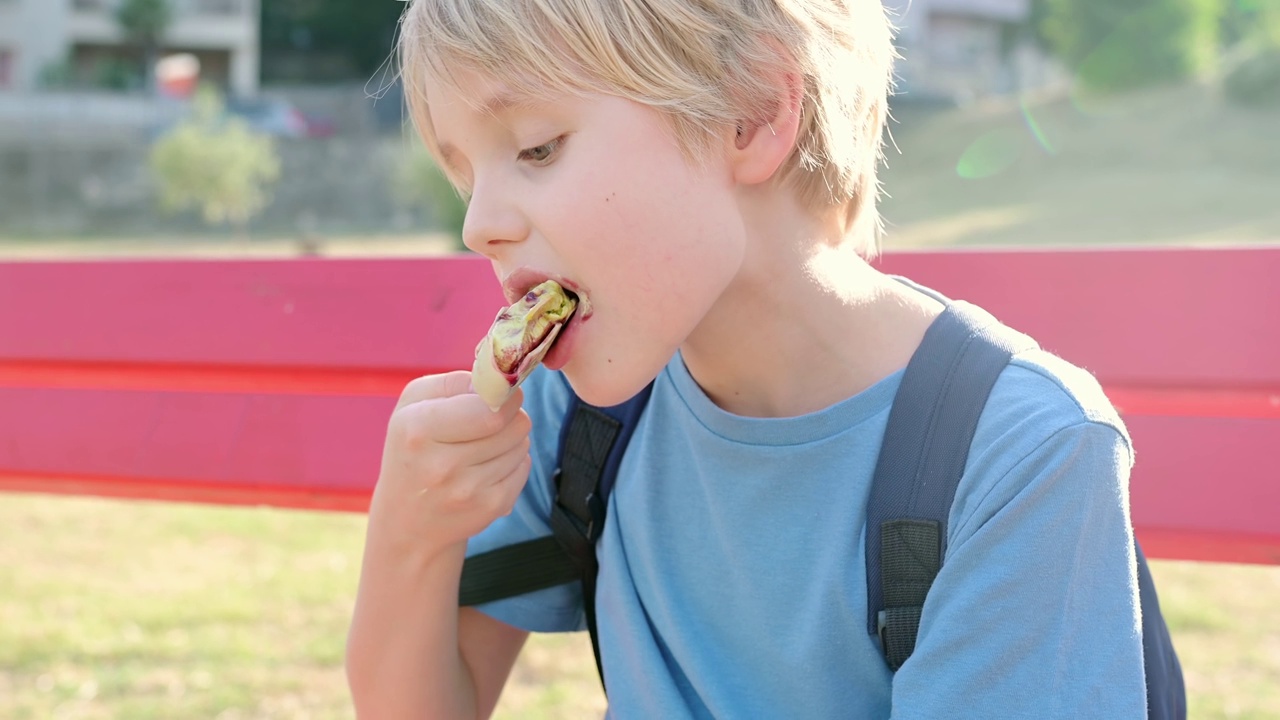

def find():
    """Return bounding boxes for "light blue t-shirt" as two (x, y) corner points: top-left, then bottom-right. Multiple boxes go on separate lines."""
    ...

(466, 317), (1147, 718)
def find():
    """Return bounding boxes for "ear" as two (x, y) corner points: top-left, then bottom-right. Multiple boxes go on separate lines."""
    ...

(726, 64), (804, 187)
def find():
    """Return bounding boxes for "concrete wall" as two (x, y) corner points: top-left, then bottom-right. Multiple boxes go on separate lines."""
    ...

(0, 132), (447, 238)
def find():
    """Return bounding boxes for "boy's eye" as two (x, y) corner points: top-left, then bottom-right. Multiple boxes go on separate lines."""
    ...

(517, 136), (564, 165)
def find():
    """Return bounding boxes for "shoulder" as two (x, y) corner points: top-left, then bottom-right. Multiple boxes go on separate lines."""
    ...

(1009, 350), (1129, 437)
(946, 347), (1135, 548)
(979, 347), (1132, 461)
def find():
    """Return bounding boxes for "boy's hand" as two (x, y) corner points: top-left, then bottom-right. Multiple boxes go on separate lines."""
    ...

(368, 370), (533, 560)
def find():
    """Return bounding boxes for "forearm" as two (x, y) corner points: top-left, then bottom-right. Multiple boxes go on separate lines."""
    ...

(346, 534), (476, 720)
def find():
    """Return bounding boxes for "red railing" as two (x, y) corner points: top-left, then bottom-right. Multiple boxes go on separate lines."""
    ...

(1, 247), (1277, 564)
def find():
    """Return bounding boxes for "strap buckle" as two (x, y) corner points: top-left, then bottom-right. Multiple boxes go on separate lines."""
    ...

(552, 467), (607, 542)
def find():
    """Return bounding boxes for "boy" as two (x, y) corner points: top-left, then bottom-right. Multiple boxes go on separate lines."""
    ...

(346, 0), (1147, 717)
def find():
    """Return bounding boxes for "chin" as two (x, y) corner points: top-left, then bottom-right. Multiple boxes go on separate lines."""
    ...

(561, 366), (653, 408)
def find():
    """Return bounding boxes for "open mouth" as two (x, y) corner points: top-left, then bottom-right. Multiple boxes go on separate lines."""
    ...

(493, 284), (577, 369)
(472, 280), (580, 410)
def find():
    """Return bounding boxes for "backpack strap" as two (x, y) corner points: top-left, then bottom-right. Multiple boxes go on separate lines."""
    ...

(1134, 542), (1187, 720)
(457, 377), (654, 694)
(549, 381), (653, 690)
(865, 301), (1038, 670)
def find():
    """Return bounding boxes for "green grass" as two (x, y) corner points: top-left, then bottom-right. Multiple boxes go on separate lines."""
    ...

(879, 83), (1280, 248)
(1, 494), (1277, 719)
(0, 494), (604, 720)
(1149, 561), (1280, 720)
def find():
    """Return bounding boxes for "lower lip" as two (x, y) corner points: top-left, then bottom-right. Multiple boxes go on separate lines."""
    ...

(542, 313), (581, 371)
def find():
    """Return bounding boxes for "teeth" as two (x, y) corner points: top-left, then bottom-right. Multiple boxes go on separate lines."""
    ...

(471, 280), (578, 411)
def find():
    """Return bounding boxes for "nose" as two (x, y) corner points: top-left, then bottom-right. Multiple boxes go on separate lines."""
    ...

(460, 177), (528, 258)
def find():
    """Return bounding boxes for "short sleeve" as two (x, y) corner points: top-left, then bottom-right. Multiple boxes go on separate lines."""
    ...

(888, 419), (1147, 719)
(463, 368), (586, 633)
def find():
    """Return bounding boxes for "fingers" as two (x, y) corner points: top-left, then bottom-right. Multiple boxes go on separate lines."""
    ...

(396, 370), (476, 409)
(490, 453), (533, 516)
(471, 435), (532, 488)
(439, 406), (531, 469)
(466, 430), (533, 520)
(413, 388), (526, 444)
(374, 373), (536, 551)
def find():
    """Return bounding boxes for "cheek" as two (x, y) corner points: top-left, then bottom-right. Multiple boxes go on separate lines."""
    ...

(593, 189), (742, 352)
(569, 157), (740, 278)
(536, 130), (743, 342)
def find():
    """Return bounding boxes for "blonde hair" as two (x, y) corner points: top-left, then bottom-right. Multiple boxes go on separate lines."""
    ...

(398, 0), (896, 257)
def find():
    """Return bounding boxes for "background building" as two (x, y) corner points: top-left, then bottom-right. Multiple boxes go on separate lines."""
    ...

(0, 0), (259, 96)
(885, 0), (1039, 102)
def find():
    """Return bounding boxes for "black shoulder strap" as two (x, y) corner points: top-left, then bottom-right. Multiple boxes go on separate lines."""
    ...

(865, 301), (1037, 670)
(458, 378), (654, 693)
(548, 382), (653, 690)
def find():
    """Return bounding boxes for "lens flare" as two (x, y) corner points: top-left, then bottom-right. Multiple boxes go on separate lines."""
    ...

(1020, 97), (1057, 156)
(956, 128), (1021, 179)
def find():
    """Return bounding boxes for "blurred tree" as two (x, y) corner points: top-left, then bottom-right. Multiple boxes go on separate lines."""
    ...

(1026, 0), (1060, 52)
(1222, 0), (1280, 47)
(261, 0), (405, 82)
(116, 0), (173, 93)
(1222, 0), (1280, 105)
(1041, 0), (1224, 91)
(94, 58), (142, 91)
(150, 88), (283, 236)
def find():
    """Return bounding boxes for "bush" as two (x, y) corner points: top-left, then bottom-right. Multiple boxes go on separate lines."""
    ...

(1224, 48), (1280, 106)
(149, 87), (281, 234)
(1042, 0), (1223, 92)
(37, 59), (74, 89)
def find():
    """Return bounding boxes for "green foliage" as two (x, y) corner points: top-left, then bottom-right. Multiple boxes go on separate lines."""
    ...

(115, 0), (172, 91)
(114, 0), (172, 47)
(149, 88), (282, 233)
(93, 58), (142, 91)
(36, 59), (74, 89)
(1223, 0), (1280, 48)
(1041, 0), (1224, 91)
(261, 0), (406, 81)
(394, 143), (469, 248)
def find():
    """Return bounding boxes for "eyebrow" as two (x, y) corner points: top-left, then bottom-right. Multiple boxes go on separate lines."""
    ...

(477, 89), (546, 117)
(436, 90), (550, 175)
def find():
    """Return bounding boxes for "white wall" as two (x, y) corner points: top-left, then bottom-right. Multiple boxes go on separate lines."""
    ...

(0, 0), (73, 92)
(0, 0), (258, 94)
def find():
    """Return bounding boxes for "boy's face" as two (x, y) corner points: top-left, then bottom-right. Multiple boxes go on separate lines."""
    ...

(424, 68), (747, 406)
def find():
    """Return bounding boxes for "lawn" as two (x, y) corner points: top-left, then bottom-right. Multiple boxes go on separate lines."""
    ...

(1, 494), (1278, 719)
(877, 83), (1280, 249)
(0, 494), (603, 720)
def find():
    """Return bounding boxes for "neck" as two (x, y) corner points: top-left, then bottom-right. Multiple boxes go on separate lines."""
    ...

(679, 195), (944, 418)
